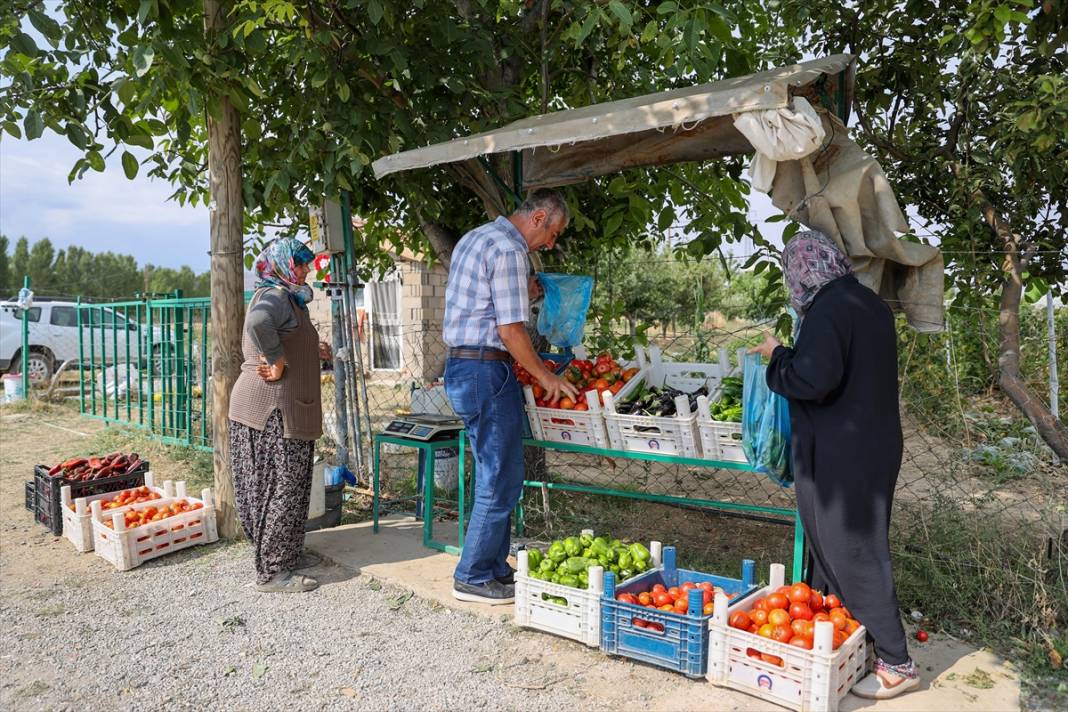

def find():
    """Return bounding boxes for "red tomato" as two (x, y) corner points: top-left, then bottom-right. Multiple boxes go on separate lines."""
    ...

(766, 593), (789, 611)
(824, 594), (843, 610)
(844, 618), (862, 635)
(915, 630), (929, 642)
(832, 630), (848, 650)
(809, 590), (825, 611)
(680, 582), (697, 593)
(788, 582), (812, 603)
(752, 598), (769, 612)
(767, 609), (791, 627)
(758, 624), (775, 638)
(659, 604), (675, 612)
(653, 592), (673, 607)
(729, 611), (752, 630)
(813, 612), (832, 623)
(748, 624), (760, 634)
(702, 602), (714, 615)
(651, 583), (666, 594)
(772, 625), (793, 643)
(633, 618), (648, 629)
(673, 598), (688, 614)
(829, 611), (848, 631)
(702, 589), (714, 606)
(789, 636), (813, 650)
(789, 602), (814, 621)
(616, 593), (639, 605)
(667, 586), (681, 600)
(698, 582), (714, 592)
(790, 619), (809, 637)
(637, 592), (652, 606)
(750, 609), (769, 627)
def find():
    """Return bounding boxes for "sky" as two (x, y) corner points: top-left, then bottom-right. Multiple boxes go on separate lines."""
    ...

(0, 131), (213, 271)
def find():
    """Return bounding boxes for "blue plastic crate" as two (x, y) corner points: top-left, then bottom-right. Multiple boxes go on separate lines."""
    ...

(601, 547), (756, 678)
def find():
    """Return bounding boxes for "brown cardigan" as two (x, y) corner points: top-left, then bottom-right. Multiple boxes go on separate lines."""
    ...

(228, 288), (323, 441)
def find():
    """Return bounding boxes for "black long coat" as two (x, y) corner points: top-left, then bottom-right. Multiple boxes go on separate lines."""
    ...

(767, 275), (903, 498)
(766, 274), (909, 663)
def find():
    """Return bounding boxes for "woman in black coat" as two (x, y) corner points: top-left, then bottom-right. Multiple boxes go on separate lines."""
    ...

(750, 230), (918, 699)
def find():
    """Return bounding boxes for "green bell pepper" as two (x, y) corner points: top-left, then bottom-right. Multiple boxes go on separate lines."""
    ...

(525, 548), (543, 571)
(558, 574), (578, 587)
(628, 542), (651, 563)
(539, 558), (556, 573)
(617, 551), (633, 570)
(563, 536), (582, 557)
(563, 556), (590, 574)
(579, 532), (594, 548)
(547, 541), (568, 563)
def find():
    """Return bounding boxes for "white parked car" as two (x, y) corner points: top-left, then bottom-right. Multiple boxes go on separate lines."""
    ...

(0, 299), (170, 384)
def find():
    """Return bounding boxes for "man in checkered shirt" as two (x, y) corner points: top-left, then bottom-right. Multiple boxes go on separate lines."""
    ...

(444, 189), (578, 604)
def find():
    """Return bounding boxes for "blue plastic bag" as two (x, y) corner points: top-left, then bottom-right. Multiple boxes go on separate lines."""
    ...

(536, 272), (594, 348)
(741, 352), (793, 486)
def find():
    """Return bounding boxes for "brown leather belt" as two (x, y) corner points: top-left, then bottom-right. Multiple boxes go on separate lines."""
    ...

(448, 347), (513, 362)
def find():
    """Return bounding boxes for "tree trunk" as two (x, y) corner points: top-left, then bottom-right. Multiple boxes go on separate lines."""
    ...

(204, 0), (244, 538)
(982, 203), (1068, 461)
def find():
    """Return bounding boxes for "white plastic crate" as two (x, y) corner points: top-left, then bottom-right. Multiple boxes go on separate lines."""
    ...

(90, 483), (219, 571)
(601, 346), (726, 457)
(523, 355), (645, 448)
(696, 371), (747, 464)
(514, 538), (662, 647)
(707, 564), (870, 712)
(61, 472), (170, 553)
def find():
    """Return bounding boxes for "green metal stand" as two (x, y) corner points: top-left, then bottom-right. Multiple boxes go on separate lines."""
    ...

(372, 433), (467, 555)
(371, 429), (806, 582)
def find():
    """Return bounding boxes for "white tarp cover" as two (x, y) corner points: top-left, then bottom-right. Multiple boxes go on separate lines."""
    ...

(371, 55), (944, 330)
(372, 55), (855, 180)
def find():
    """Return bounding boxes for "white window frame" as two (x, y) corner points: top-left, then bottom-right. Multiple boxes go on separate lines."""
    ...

(367, 277), (403, 372)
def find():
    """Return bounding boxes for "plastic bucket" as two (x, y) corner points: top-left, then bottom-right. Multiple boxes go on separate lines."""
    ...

(3, 374), (24, 403)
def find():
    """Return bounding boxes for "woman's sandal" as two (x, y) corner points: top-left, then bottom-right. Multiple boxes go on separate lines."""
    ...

(255, 572), (319, 593)
(852, 658), (920, 699)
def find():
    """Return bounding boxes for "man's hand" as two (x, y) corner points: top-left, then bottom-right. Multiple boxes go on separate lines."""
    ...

(528, 275), (543, 302)
(538, 371), (579, 405)
(748, 332), (782, 361)
(257, 355), (287, 382)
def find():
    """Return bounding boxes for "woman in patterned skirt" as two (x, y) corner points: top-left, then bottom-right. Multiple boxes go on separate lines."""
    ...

(228, 238), (325, 593)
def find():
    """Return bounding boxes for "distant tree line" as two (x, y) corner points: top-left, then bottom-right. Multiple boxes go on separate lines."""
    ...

(0, 235), (209, 300)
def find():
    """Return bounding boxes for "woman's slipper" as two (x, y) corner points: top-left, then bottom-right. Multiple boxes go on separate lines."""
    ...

(255, 572), (319, 593)
(852, 658), (920, 699)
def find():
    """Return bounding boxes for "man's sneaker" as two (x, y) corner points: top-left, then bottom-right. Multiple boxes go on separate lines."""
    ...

(495, 566), (517, 585)
(452, 579), (515, 605)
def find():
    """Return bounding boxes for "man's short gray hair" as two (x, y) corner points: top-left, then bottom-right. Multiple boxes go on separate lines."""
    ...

(515, 188), (569, 225)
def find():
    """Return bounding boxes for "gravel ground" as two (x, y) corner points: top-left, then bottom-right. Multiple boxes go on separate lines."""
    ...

(1, 541), (607, 712)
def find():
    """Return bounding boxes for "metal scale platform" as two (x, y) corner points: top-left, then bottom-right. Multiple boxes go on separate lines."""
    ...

(383, 413), (463, 441)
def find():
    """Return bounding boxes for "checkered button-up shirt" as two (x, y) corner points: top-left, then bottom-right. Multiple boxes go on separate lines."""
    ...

(444, 216), (530, 349)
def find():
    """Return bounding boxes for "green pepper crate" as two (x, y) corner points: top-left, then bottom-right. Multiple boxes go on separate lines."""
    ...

(601, 546), (757, 677)
(514, 538), (663, 647)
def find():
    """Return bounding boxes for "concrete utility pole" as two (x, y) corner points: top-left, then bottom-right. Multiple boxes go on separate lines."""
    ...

(203, 0), (243, 538)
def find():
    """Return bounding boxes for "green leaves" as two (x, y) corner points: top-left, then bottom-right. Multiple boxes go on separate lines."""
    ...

(131, 45), (155, 77)
(87, 151), (106, 172)
(122, 151), (140, 179)
(23, 111), (44, 140)
(28, 11), (63, 43)
(368, 0), (385, 25)
(10, 33), (39, 58)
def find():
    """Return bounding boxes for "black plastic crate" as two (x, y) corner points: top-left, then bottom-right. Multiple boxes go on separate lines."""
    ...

(24, 481), (35, 512)
(33, 461), (149, 536)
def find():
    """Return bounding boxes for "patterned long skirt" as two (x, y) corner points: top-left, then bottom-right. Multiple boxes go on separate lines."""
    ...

(230, 410), (315, 584)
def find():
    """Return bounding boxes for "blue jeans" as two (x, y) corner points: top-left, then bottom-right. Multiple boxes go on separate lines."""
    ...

(445, 354), (525, 584)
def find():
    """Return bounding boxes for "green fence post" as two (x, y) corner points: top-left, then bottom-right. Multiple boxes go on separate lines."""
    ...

(124, 304), (132, 421)
(88, 304), (97, 415)
(137, 301), (144, 425)
(20, 276), (29, 397)
(77, 297), (85, 414)
(173, 289), (187, 442)
(200, 305), (208, 447)
(147, 301), (155, 433)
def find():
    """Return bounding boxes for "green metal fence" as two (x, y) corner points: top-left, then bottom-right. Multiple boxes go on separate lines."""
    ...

(77, 291), (238, 450)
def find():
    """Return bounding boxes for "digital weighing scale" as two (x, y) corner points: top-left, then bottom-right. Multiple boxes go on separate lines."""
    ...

(383, 413), (463, 441)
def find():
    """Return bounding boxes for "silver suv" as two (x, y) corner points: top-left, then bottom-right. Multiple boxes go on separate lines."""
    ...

(0, 299), (165, 384)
